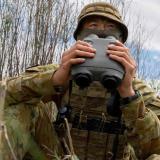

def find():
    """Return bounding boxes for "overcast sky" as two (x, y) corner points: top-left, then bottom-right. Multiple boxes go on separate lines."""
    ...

(75, 0), (160, 53)
(129, 0), (160, 52)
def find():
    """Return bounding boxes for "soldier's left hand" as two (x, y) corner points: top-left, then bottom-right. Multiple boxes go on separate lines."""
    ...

(107, 40), (136, 97)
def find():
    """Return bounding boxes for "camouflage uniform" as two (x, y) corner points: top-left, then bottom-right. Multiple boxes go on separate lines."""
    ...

(1, 2), (160, 159)
(0, 64), (160, 160)
(0, 64), (63, 160)
(67, 2), (160, 159)
(62, 79), (160, 160)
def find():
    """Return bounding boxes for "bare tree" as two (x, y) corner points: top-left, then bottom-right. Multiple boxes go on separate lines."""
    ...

(0, 0), (159, 94)
(0, 0), (78, 79)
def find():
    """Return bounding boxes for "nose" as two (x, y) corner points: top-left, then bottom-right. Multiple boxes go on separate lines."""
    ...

(99, 23), (106, 30)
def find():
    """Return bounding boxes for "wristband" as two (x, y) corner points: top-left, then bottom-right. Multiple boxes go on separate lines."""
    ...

(120, 90), (141, 106)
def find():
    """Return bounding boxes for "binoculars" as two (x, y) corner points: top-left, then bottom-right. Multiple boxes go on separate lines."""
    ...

(71, 34), (125, 91)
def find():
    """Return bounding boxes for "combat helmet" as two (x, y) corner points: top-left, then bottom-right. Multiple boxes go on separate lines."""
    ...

(74, 2), (128, 42)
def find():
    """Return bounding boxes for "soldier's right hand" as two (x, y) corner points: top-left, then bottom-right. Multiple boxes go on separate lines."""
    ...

(52, 40), (96, 87)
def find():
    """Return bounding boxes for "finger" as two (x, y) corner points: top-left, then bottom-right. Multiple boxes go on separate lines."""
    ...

(73, 50), (95, 58)
(107, 50), (134, 65)
(70, 58), (86, 65)
(113, 40), (125, 47)
(63, 44), (96, 63)
(61, 58), (86, 70)
(107, 42), (133, 60)
(72, 43), (96, 53)
(76, 40), (93, 47)
(107, 42), (136, 64)
(63, 49), (95, 64)
(108, 54), (136, 75)
(107, 41), (131, 57)
(107, 44), (128, 52)
(63, 40), (94, 56)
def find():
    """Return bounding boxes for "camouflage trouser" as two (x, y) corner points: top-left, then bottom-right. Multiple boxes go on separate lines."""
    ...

(0, 105), (40, 160)
(0, 101), (62, 160)
(0, 122), (45, 160)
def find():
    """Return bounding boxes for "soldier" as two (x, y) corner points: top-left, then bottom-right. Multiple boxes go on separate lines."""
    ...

(52, 2), (160, 160)
(0, 2), (160, 160)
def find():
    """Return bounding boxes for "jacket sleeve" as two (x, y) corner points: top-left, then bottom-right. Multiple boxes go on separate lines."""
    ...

(5, 64), (59, 105)
(121, 78), (160, 159)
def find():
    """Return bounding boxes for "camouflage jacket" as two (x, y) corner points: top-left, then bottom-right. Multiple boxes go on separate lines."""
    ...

(0, 64), (63, 160)
(62, 79), (160, 160)
(1, 64), (160, 160)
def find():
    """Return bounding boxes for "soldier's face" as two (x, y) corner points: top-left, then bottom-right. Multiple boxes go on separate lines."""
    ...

(82, 16), (119, 31)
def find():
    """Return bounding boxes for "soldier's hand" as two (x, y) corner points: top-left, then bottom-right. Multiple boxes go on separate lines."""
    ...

(53, 40), (96, 87)
(107, 40), (136, 97)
